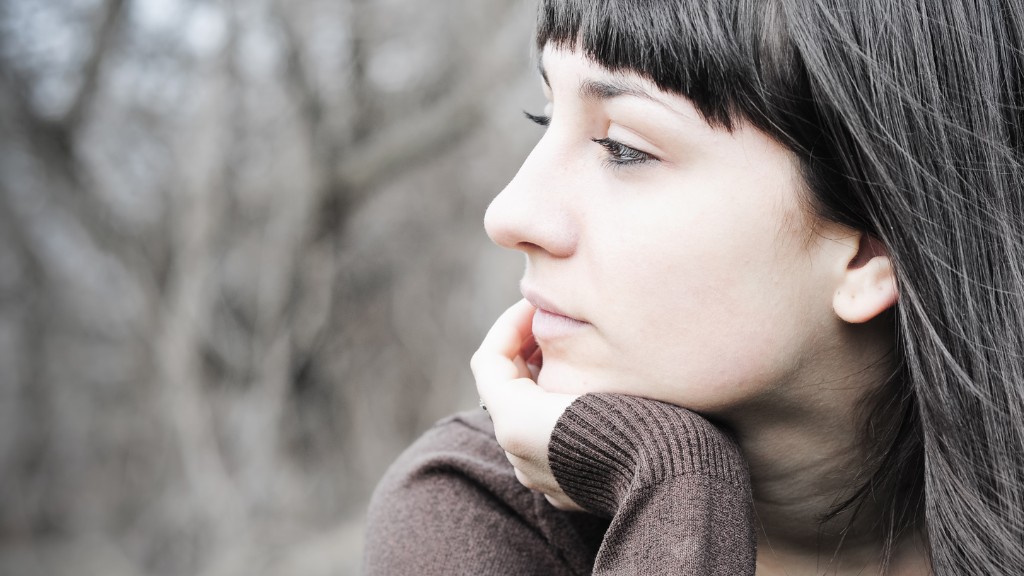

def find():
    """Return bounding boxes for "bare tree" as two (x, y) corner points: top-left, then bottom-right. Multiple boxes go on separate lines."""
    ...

(0, 0), (540, 574)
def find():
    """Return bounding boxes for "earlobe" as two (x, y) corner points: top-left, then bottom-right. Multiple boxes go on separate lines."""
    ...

(832, 234), (898, 324)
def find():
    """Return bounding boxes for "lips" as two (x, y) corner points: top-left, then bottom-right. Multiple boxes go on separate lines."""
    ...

(521, 284), (590, 341)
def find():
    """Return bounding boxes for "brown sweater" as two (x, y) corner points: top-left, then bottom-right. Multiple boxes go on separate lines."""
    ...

(363, 393), (756, 575)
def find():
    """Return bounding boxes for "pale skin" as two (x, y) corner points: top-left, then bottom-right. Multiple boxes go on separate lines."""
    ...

(473, 47), (931, 575)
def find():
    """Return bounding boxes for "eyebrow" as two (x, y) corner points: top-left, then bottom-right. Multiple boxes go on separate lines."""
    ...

(538, 60), (666, 106)
(579, 78), (656, 102)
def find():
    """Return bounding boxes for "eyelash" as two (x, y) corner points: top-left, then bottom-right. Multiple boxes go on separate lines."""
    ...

(523, 110), (656, 168)
(591, 138), (655, 167)
(523, 111), (550, 127)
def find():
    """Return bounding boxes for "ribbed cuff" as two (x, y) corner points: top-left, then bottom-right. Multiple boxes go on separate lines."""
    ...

(548, 393), (748, 517)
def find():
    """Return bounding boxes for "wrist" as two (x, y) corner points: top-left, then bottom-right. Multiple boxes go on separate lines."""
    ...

(548, 393), (748, 516)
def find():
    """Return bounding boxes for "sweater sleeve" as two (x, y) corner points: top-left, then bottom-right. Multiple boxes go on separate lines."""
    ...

(548, 393), (757, 576)
(363, 410), (609, 576)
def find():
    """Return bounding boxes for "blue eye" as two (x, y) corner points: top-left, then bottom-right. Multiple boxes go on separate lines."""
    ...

(591, 138), (656, 167)
(523, 111), (551, 127)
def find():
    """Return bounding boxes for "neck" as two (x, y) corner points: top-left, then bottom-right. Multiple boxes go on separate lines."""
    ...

(734, 399), (874, 551)
(718, 326), (927, 574)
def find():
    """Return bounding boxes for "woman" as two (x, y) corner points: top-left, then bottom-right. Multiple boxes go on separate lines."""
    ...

(364, 0), (1024, 574)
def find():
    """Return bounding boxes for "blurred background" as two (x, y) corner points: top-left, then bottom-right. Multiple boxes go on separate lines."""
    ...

(0, 0), (543, 573)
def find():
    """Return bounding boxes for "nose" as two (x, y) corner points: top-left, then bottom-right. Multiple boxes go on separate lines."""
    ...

(484, 136), (578, 258)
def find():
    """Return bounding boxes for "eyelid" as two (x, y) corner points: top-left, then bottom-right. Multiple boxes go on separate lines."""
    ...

(521, 107), (659, 167)
(524, 111), (550, 127)
(591, 137), (658, 167)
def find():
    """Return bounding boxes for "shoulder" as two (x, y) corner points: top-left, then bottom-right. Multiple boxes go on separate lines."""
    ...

(370, 410), (523, 509)
(364, 410), (606, 576)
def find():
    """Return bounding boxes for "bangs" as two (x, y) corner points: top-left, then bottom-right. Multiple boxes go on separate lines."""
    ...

(536, 0), (853, 228)
(535, 0), (807, 134)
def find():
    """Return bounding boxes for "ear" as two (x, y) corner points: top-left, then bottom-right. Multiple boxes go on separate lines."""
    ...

(833, 233), (898, 324)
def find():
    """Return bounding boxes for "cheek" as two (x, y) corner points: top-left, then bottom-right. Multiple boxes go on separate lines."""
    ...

(603, 199), (773, 339)
(581, 197), (817, 409)
(624, 308), (804, 412)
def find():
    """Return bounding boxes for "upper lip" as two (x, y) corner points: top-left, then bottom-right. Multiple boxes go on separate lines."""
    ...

(520, 283), (584, 322)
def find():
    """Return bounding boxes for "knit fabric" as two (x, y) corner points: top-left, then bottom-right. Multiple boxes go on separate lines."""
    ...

(363, 393), (756, 575)
(549, 394), (756, 575)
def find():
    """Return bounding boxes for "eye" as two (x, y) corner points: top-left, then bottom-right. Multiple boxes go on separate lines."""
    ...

(523, 111), (551, 127)
(591, 137), (656, 167)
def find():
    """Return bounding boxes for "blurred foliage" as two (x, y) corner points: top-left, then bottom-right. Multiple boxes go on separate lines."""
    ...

(0, 0), (542, 573)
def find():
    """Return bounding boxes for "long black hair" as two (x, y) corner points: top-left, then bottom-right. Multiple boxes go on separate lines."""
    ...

(536, 0), (1024, 572)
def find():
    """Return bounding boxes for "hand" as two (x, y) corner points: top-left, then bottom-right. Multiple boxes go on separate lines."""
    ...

(471, 299), (584, 511)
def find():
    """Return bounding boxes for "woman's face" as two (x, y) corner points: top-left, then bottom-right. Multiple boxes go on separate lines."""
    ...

(485, 47), (854, 415)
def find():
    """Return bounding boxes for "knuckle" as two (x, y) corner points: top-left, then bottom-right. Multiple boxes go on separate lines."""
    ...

(469, 350), (484, 374)
(513, 467), (539, 491)
(497, 433), (528, 459)
(470, 356), (493, 385)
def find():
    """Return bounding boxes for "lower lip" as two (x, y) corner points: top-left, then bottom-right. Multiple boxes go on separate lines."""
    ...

(532, 308), (589, 340)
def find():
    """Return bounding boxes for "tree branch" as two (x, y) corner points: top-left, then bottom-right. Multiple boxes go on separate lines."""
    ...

(334, 3), (531, 194)
(271, 0), (328, 152)
(64, 0), (127, 132)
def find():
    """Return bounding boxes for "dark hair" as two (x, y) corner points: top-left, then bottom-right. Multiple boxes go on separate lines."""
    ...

(536, 0), (1024, 573)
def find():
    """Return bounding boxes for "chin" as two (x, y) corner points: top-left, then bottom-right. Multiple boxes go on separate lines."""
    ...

(534, 359), (622, 397)
(534, 356), (740, 415)
(534, 362), (589, 395)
